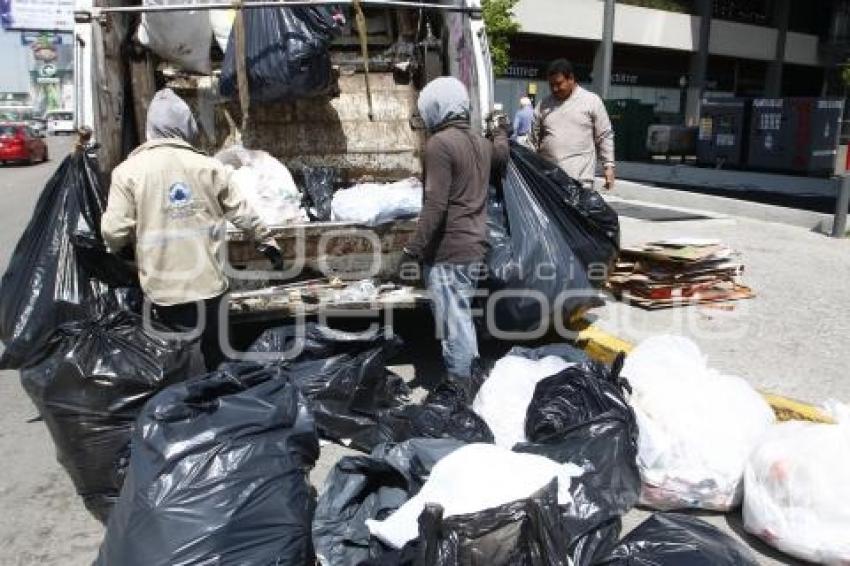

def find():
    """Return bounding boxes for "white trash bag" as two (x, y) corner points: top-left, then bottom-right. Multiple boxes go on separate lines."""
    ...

(365, 443), (582, 550)
(622, 335), (775, 511)
(215, 146), (307, 226)
(138, 0), (212, 74)
(330, 178), (423, 226)
(210, 9), (235, 52)
(743, 406), (850, 565)
(472, 354), (572, 449)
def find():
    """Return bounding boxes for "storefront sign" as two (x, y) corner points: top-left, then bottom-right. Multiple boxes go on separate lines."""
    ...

(2, 0), (75, 31)
(20, 30), (64, 45)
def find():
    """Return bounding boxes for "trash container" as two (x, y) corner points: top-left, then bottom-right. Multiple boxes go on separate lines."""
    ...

(606, 99), (655, 162)
(697, 97), (750, 168)
(747, 97), (844, 176)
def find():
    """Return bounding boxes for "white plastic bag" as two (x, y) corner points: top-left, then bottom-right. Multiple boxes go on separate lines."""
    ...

(365, 443), (582, 549)
(472, 354), (571, 449)
(138, 0), (212, 74)
(210, 9), (235, 52)
(330, 178), (423, 226)
(743, 409), (850, 565)
(622, 335), (775, 511)
(215, 146), (307, 226)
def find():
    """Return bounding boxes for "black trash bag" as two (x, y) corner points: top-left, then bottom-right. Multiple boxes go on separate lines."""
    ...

(96, 362), (320, 566)
(485, 145), (619, 332)
(597, 513), (761, 565)
(221, 6), (340, 103)
(515, 355), (640, 566)
(302, 165), (335, 221)
(313, 438), (464, 566)
(0, 149), (138, 369)
(415, 479), (570, 566)
(19, 311), (201, 523)
(248, 323), (406, 448)
(372, 380), (494, 447)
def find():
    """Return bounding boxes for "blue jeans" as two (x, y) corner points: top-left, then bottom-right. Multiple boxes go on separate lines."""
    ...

(425, 262), (480, 379)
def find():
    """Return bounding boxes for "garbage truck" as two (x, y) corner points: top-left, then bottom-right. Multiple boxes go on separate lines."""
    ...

(72, 0), (495, 320)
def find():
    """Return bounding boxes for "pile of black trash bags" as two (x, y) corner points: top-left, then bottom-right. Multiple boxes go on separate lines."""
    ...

(1, 145), (761, 565)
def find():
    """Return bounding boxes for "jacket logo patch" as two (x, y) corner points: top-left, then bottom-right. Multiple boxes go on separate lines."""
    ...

(168, 182), (193, 208)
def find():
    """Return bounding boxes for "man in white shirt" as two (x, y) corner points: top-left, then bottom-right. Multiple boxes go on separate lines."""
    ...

(528, 59), (615, 190)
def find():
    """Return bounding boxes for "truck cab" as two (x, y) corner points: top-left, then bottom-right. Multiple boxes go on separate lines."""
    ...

(72, 0), (495, 319)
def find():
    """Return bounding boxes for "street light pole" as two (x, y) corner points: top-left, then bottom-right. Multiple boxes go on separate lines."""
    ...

(600, 0), (615, 100)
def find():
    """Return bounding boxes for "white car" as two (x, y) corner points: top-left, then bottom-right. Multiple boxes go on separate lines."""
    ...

(45, 110), (75, 135)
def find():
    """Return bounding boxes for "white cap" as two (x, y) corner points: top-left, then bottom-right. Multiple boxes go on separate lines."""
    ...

(520, 97), (532, 107)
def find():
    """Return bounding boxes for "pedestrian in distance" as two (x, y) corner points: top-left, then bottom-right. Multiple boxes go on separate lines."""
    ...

(512, 96), (534, 144)
(101, 88), (283, 371)
(401, 77), (509, 393)
(528, 58), (616, 190)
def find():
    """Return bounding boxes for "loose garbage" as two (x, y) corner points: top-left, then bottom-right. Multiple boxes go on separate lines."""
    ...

(313, 438), (465, 566)
(248, 323), (407, 448)
(366, 443), (583, 550)
(220, 6), (341, 102)
(743, 408), (850, 564)
(0, 149), (137, 369)
(610, 238), (754, 309)
(514, 355), (641, 566)
(598, 512), (761, 565)
(331, 177), (423, 226)
(138, 0), (212, 74)
(215, 145), (307, 225)
(485, 146), (620, 332)
(622, 335), (776, 511)
(415, 479), (570, 566)
(96, 363), (320, 566)
(19, 311), (201, 522)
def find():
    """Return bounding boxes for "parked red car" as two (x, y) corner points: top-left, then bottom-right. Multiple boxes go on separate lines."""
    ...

(0, 123), (48, 165)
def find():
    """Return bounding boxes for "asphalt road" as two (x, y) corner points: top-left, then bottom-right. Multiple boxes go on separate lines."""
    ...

(0, 140), (846, 564)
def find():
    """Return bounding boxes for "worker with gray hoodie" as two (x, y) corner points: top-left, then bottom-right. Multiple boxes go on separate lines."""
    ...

(403, 77), (509, 387)
(102, 88), (282, 370)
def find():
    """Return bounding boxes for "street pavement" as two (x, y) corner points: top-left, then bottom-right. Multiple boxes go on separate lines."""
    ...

(0, 141), (846, 564)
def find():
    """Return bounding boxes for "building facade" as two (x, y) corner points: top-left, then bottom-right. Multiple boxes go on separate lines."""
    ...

(496, 0), (844, 122)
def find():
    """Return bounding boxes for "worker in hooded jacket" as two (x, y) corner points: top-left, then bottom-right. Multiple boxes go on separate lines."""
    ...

(403, 77), (509, 389)
(102, 88), (282, 371)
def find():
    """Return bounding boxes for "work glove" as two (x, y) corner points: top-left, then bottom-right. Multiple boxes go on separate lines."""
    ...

(257, 242), (284, 271)
(395, 248), (421, 284)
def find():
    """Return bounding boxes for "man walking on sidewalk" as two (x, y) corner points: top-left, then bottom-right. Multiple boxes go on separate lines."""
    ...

(402, 77), (509, 387)
(528, 58), (616, 190)
(102, 88), (282, 370)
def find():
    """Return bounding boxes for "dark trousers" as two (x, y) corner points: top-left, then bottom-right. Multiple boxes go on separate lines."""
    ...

(153, 294), (226, 372)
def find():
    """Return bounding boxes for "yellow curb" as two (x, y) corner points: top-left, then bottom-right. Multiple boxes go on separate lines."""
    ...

(574, 322), (834, 424)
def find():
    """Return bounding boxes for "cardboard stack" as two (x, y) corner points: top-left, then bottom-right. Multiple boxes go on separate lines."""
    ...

(609, 238), (754, 309)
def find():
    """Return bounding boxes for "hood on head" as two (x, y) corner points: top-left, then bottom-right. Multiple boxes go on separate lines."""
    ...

(417, 77), (471, 132)
(145, 88), (199, 143)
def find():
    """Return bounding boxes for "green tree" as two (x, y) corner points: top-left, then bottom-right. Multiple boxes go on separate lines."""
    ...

(482, 0), (520, 76)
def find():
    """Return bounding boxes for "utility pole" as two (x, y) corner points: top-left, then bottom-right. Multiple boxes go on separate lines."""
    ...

(599, 0), (615, 100)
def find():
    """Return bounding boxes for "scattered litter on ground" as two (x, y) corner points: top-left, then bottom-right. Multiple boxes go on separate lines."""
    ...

(622, 335), (776, 511)
(331, 178), (423, 226)
(95, 363), (320, 565)
(609, 238), (754, 309)
(19, 312), (201, 522)
(598, 512), (761, 565)
(743, 403), (850, 564)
